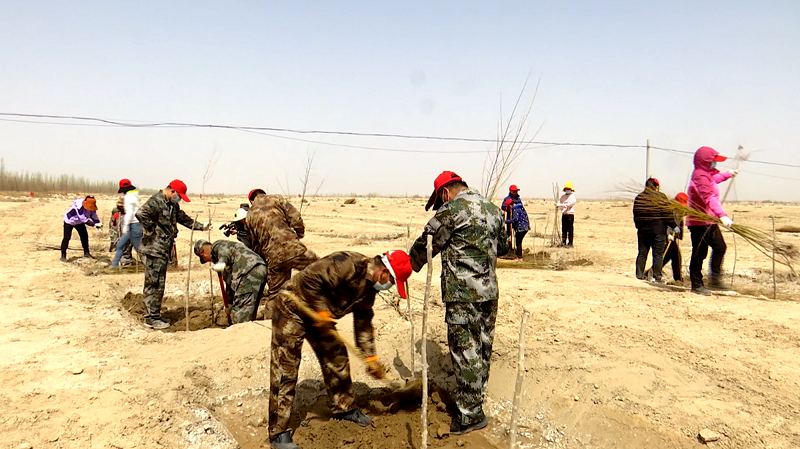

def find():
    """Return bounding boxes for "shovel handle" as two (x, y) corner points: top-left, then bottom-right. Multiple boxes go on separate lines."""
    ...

(217, 274), (233, 325)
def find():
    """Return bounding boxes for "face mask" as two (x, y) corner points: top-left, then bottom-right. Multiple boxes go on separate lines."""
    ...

(710, 161), (717, 169)
(373, 281), (393, 291)
(170, 196), (181, 204)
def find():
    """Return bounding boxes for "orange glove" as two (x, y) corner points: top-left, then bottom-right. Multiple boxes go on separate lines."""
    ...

(313, 310), (337, 331)
(365, 356), (386, 380)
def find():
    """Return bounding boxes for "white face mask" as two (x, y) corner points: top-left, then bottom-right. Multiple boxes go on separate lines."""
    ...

(170, 195), (181, 204)
(710, 161), (717, 169)
(373, 281), (393, 291)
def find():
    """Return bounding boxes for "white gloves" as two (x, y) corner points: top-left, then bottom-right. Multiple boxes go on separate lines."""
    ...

(95, 223), (103, 229)
(212, 262), (226, 273)
(720, 216), (734, 228)
(202, 221), (212, 231)
(729, 169), (739, 177)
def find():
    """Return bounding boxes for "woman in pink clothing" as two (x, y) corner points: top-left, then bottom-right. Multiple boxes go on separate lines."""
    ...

(687, 146), (739, 295)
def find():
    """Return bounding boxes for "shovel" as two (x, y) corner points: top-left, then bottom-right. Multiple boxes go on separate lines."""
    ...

(218, 274), (233, 325)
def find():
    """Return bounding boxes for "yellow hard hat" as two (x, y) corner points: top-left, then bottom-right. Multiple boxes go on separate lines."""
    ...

(564, 182), (574, 191)
(232, 208), (248, 222)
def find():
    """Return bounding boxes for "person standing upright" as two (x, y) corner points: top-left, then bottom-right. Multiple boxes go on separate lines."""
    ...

(111, 179), (142, 268)
(502, 185), (522, 252)
(506, 200), (530, 261)
(245, 188), (318, 319)
(409, 171), (509, 435)
(662, 192), (688, 282)
(136, 180), (210, 329)
(633, 178), (676, 282)
(60, 196), (102, 261)
(557, 182), (576, 247)
(686, 146), (738, 295)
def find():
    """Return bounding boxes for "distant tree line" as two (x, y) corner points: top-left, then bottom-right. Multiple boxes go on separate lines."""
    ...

(0, 158), (155, 195)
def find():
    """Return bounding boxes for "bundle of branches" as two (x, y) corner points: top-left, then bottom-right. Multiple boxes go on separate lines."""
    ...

(632, 187), (798, 272)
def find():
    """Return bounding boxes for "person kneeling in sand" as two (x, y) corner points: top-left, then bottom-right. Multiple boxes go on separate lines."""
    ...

(267, 250), (412, 449)
(194, 239), (267, 324)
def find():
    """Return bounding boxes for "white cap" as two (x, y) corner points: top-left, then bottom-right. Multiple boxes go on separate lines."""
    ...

(233, 208), (247, 222)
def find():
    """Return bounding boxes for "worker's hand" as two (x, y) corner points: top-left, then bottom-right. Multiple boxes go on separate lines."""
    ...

(730, 169), (739, 177)
(212, 262), (226, 273)
(365, 357), (387, 380)
(312, 310), (337, 331)
(95, 223), (103, 230)
(720, 216), (734, 228)
(667, 234), (674, 242)
(202, 221), (212, 231)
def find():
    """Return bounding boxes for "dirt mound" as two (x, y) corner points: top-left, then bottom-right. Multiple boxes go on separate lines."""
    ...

(121, 291), (227, 331)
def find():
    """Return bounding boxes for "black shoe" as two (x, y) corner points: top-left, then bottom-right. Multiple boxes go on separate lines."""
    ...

(333, 408), (371, 427)
(144, 318), (170, 330)
(692, 286), (712, 296)
(270, 431), (300, 449)
(60, 256), (67, 262)
(708, 276), (726, 290)
(83, 253), (94, 259)
(451, 414), (489, 435)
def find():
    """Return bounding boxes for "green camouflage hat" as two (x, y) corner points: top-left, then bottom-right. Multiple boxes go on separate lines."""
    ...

(193, 239), (210, 256)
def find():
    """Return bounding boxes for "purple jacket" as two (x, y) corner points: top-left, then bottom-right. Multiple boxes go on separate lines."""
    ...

(686, 147), (732, 227)
(63, 198), (100, 227)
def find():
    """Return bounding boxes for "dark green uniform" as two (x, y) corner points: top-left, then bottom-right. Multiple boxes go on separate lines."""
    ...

(136, 191), (204, 321)
(409, 188), (508, 426)
(210, 240), (267, 323)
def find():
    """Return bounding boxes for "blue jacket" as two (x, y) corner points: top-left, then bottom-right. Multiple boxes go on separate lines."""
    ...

(506, 202), (530, 232)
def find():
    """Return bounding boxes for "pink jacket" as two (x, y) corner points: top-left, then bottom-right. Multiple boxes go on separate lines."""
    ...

(686, 146), (732, 226)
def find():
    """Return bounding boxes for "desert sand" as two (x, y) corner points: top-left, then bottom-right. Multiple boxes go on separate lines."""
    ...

(1, 194), (799, 449)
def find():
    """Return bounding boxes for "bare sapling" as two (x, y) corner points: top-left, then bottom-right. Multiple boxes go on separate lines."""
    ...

(773, 216), (777, 299)
(508, 308), (530, 449)
(421, 234), (433, 449)
(551, 183), (562, 247)
(185, 214), (200, 332)
(202, 149), (221, 323)
(722, 146), (750, 204)
(297, 150), (326, 217)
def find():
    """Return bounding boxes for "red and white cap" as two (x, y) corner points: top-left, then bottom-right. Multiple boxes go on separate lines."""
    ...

(425, 171), (464, 211)
(380, 250), (413, 299)
(168, 179), (190, 202)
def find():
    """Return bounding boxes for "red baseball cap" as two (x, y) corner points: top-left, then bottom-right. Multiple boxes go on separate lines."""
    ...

(248, 188), (266, 201)
(714, 154), (727, 162)
(381, 250), (413, 299)
(675, 192), (689, 205)
(119, 179), (132, 189)
(168, 179), (190, 202)
(425, 171), (464, 211)
(509, 184), (519, 191)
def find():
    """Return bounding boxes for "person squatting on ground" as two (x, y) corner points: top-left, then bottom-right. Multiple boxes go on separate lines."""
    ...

(409, 171), (508, 435)
(633, 178), (676, 282)
(502, 185), (522, 252)
(194, 239), (266, 323)
(687, 146), (738, 295)
(109, 198), (134, 265)
(245, 188), (318, 319)
(557, 183), (576, 247)
(111, 179), (142, 268)
(136, 180), (210, 329)
(267, 250), (412, 449)
(662, 192), (688, 282)
(60, 196), (102, 262)
(505, 199), (530, 260)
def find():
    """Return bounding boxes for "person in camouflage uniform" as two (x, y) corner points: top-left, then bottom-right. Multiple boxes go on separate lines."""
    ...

(193, 239), (266, 323)
(245, 189), (318, 319)
(409, 171), (509, 435)
(267, 250), (412, 449)
(136, 180), (209, 329)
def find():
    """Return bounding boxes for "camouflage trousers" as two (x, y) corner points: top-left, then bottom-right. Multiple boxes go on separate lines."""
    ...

(142, 255), (169, 320)
(263, 249), (318, 318)
(268, 297), (354, 439)
(445, 300), (498, 426)
(228, 265), (267, 324)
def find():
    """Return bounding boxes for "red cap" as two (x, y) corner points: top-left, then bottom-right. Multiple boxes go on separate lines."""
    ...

(168, 179), (190, 202)
(119, 179), (132, 189)
(248, 188), (266, 202)
(675, 192), (689, 205)
(381, 250), (413, 299)
(651, 177), (660, 186)
(509, 184), (519, 192)
(425, 171), (464, 211)
(714, 154), (727, 162)
(503, 199), (513, 207)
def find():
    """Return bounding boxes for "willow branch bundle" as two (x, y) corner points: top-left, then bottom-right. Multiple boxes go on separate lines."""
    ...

(630, 186), (798, 273)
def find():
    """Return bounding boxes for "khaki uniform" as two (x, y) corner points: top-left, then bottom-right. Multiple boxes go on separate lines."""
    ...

(245, 194), (318, 316)
(409, 188), (508, 426)
(210, 240), (267, 323)
(269, 251), (378, 439)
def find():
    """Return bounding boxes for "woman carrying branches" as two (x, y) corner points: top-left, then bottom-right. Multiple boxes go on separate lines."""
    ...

(687, 146), (739, 295)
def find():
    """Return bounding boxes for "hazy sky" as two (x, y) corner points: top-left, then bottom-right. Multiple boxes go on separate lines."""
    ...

(1, 1), (799, 201)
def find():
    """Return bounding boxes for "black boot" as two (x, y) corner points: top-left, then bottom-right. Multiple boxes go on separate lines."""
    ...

(451, 414), (489, 435)
(270, 431), (300, 449)
(708, 274), (726, 290)
(333, 408), (371, 426)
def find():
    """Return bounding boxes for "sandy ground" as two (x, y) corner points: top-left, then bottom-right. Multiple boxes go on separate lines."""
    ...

(1, 193), (799, 449)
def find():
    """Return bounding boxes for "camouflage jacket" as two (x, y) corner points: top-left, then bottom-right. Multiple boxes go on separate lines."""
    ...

(211, 240), (266, 293)
(136, 191), (203, 259)
(286, 251), (378, 358)
(409, 188), (509, 303)
(245, 194), (307, 265)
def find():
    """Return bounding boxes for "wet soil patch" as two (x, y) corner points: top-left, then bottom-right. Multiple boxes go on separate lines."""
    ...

(121, 292), (229, 332)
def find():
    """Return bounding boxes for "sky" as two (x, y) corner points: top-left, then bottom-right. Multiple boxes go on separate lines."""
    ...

(1, 1), (799, 201)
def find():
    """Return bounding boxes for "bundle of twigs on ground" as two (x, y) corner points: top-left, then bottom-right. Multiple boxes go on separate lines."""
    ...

(630, 186), (798, 273)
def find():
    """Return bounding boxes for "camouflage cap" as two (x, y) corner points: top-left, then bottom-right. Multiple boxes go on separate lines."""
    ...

(193, 239), (210, 256)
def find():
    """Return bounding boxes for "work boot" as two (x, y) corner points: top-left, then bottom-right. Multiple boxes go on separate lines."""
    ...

(83, 252), (94, 259)
(333, 408), (371, 427)
(692, 286), (712, 296)
(144, 318), (170, 330)
(708, 275), (726, 290)
(451, 414), (489, 435)
(270, 431), (300, 449)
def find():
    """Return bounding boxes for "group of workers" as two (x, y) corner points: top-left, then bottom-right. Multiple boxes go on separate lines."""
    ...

(58, 171), (508, 449)
(633, 146), (739, 295)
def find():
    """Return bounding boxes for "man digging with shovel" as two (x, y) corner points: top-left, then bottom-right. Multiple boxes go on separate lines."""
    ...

(193, 239), (267, 324)
(268, 250), (413, 449)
